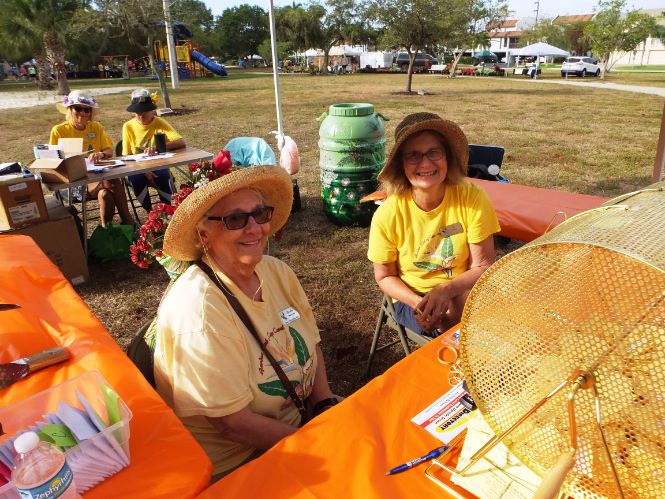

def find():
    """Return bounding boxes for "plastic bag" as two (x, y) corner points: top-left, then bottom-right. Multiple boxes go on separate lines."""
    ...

(88, 224), (134, 262)
(277, 135), (300, 175)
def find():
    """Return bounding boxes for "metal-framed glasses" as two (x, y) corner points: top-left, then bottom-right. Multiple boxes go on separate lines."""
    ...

(72, 106), (92, 114)
(402, 147), (444, 165)
(207, 206), (274, 230)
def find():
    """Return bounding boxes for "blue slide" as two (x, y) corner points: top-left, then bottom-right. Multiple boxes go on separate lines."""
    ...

(190, 50), (228, 76)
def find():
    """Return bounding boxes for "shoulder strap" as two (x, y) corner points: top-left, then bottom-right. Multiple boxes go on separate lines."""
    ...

(196, 261), (308, 419)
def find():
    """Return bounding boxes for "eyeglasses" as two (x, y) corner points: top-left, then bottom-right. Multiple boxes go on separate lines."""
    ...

(207, 206), (274, 230)
(72, 106), (92, 114)
(402, 148), (444, 165)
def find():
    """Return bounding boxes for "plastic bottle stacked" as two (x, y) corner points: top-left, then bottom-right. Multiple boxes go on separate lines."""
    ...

(12, 431), (81, 499)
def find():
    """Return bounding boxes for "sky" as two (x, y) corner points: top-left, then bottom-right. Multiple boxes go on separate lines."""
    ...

(202, 0), (665, 19)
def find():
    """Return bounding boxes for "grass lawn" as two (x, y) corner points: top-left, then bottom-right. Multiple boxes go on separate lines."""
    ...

(0, 71), (662, 394)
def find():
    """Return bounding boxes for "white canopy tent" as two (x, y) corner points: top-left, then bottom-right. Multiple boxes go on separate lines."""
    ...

(328, 45), (362, 57)
(513, 42), (570, 79)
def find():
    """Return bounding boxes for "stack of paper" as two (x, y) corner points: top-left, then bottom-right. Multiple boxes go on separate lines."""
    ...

(0, 389), (129, 493)
(33, 145), (63, 160)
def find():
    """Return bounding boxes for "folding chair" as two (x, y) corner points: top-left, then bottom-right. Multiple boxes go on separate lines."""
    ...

(365, 294), (431, 377)
(126, 318), (156, 388)
(224, 137), (301, 213)
(467, 144), (507, 182)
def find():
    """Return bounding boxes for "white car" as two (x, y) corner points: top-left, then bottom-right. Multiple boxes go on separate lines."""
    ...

(561, 57), (600, 77)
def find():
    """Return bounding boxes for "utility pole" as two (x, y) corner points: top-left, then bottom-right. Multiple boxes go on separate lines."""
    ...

(534, 0), (540, 24)
(163, 0), (180, 90)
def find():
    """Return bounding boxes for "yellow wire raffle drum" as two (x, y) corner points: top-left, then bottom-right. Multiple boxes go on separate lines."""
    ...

(459, 182), (665, 498)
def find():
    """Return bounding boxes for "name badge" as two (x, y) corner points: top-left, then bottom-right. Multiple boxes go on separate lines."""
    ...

(440, 222), (463, 237)
(279, 307), (301, 325)
(86, 132), (96, 139)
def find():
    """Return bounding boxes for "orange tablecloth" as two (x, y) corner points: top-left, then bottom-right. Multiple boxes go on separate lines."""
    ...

(0, 235), (212, 498)
(198, 330), (474, 499)
(468, 179), (609, 242)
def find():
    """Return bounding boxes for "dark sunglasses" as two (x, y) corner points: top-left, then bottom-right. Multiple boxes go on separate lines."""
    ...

(72, 106), (92, 114)
(402, 147), (444, 165)
(207, 206), (274, 230)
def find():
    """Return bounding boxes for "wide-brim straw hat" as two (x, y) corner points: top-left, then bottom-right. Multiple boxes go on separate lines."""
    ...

(55, 90), (99, 114)
(378, 112), (469, 182)
(163, 166), (293, 261)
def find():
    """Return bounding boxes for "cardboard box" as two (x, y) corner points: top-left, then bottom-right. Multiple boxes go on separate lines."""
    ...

(3, 197), (89, 285)
(29, 138), (87, 184)
(0, 175), (48, 230)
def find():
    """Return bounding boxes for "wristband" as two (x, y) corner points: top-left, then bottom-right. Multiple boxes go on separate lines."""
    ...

(311, 397), (339, 415)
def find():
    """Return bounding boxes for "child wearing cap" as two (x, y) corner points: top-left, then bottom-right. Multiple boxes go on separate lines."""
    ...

(122, 88), (186, 212)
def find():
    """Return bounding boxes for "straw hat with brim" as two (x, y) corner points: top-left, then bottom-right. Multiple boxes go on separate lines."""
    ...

(163, 166), (293, 261)
(55, 90), (99, 114)
(378, 112), (469, 183)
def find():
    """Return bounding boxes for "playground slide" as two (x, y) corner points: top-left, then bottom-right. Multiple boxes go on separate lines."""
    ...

(190, 50), (227, 76)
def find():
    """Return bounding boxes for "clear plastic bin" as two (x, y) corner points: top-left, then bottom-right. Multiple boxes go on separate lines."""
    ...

(0, 371), (132, 496)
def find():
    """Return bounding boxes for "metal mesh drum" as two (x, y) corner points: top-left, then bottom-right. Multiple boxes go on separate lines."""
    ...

(459, 182), (665, 498)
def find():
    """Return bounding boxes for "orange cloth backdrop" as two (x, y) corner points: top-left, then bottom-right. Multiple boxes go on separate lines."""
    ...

(0, 235), (212, 498)
(198, 329), (475, 499)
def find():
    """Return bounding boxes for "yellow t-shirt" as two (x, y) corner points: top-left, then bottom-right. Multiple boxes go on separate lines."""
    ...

(154, 256), (321, 475)
(367, 181), (500, 295)
(121, 116), (182, 155)
(49, 121), (114, 154)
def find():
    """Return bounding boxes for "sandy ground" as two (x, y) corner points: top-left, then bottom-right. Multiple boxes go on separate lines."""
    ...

(0, 86), (136, 109)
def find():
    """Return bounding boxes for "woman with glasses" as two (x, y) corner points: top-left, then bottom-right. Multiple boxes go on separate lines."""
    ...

(154, 165), (337, 480)
(368, 112), (500, 336)
(49, 90), (135, 227)
(122, 88), (186, 212)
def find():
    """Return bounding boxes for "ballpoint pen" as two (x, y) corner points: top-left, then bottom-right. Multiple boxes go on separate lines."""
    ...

(386, 445), (451, 475)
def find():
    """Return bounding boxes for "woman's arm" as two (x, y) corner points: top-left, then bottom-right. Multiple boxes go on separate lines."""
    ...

(88, 146), (113, 163)
(207, 407), (297, 450)
(307, 345), (336, 405)
(417, 235), (495, 330)
(373, 261), (422, 310)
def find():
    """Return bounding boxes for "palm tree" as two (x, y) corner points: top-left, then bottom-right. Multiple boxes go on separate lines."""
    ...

(0, 0), (85, 94)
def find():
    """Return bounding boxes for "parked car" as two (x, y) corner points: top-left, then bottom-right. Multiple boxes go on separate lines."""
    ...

(561, 57), (600, 77)
(394, 52), (438, 71)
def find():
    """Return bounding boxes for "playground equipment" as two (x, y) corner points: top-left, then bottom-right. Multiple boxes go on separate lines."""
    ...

(154, 35), (227, 78)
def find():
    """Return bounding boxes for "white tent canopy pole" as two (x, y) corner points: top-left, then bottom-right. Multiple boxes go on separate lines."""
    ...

(268, 0), (284, 137)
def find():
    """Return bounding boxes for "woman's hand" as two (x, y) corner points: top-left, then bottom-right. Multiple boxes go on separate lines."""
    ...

(415, 283), (455, 331)
(144, 145), (157, 156)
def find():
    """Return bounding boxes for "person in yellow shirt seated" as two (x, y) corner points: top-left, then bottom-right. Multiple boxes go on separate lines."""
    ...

(122, 88), (186, 212)
(155, 165), (338, 480)
(50, 90), (135, 228)
(368, 112), (500, 336)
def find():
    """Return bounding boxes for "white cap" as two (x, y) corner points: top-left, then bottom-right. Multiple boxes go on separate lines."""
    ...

(14, 431), (40, 454)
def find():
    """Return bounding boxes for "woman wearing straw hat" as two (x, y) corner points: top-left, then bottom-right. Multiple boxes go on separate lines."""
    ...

(122, 88), (186, 212)
(368, 112), (500, 336)
(154, 165), (337, 479)
(49, 90), (135, 227)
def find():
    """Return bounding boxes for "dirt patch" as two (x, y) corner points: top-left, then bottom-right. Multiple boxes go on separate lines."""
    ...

(0, 86), (136, 109)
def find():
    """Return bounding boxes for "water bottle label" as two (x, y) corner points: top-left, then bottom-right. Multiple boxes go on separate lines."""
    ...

(16, 461), (75, 499)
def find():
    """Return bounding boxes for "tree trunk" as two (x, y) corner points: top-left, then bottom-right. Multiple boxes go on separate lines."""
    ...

(405, 57), (414, 93)
(43, 31), (70, 95)
(449, 50), (466, 79)
(146, 38), (171, 109)
(600, 57), (608, 80)
(322, 50), (330, 74)
(33, 52), (53, 90)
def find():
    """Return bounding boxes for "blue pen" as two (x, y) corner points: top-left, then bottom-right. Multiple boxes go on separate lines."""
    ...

(386, 445), (450, 475)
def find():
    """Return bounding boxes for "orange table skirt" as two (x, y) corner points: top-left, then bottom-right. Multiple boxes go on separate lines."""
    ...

(198, 329), (474, 499)
(0, 235), (212, 498)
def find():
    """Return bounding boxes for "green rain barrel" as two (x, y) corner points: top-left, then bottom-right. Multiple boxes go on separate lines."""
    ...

(318, 103), (387, 226)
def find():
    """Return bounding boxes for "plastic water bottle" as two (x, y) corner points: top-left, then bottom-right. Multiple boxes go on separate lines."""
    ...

(12, 431), (80, 499)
